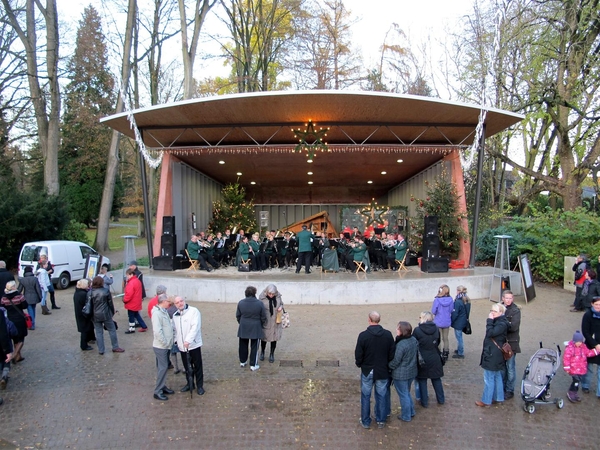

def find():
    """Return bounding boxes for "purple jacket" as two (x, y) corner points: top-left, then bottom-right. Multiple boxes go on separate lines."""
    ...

(432, 295), (454, 328)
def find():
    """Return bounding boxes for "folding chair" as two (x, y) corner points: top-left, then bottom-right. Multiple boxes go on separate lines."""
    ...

(395, 253), (409, 272)
(185, 249), (199, 271)
(354, 261), (366, 273)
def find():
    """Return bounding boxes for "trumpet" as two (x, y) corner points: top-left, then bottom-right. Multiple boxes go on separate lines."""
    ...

(384, 239), (397, 248)
(198, 240), (211, 248)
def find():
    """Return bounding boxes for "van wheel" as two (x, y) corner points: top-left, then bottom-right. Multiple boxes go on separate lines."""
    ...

(57, 272), (70, 290)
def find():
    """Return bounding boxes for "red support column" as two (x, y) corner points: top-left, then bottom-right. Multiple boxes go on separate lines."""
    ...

(444, 150), (470, 268)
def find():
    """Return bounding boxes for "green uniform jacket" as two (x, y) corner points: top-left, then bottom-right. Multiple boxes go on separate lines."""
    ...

(395, 240), (408, 261)
(353, 242), (367, 261)
(188, 240), (200, 259)
(297, 230), (312, 252)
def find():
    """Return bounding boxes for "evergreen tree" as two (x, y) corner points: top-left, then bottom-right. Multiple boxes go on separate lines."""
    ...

(409, 171), (468, 258)
(208, 183), (257, 233)
(60, 6), (119, 227)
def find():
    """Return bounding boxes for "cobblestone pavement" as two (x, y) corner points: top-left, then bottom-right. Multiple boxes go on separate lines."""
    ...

(0, 282), (598, 449)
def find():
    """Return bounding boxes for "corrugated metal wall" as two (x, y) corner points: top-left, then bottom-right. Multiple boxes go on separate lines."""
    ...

(387, 160), (451, 216)
(172, 162), (224, 240)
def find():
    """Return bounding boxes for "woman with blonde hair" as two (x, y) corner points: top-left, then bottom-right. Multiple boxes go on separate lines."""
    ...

(1, 281), (28, 362)
(412, 311), (445, 407)
(259, 284), (284, 363)
(476, 303), (508, 407)
(432, 284), (453, 362)
(451, 285), (471, 359)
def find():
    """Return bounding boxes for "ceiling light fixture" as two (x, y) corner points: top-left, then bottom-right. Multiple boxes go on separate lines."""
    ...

(250, 181), (256, 185)
(236, 172), (242, 176)
(307, 172), (313, 175)
(308, 181), (313, 185)
(381, 171), (387, 175)
(219, 160), (225, 164)
(367, 180), (373, 184)
(397, 159), (403, 163)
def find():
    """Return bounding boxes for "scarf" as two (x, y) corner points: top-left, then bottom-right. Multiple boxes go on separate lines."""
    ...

(268, 295), (277, 316)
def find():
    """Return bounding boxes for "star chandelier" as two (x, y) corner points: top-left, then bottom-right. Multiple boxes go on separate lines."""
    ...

(292, 120), (330, 162)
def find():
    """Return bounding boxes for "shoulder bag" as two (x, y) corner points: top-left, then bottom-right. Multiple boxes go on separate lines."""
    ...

(463, 320), (472, 335)
(492, 338), (513, 360)
(281, 307), (290, 328)
(82, 291), (93, 317)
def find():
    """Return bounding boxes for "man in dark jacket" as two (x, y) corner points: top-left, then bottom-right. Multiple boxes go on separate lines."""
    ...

(581, 296), (600, 395)
(236, 286), (267, 371)
(502, 290), (521, 399)
(355, 311), (395, 429)
(0, 262), (14, 293)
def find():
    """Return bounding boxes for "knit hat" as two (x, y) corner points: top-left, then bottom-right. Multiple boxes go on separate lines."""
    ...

(573, 331), (585, 343)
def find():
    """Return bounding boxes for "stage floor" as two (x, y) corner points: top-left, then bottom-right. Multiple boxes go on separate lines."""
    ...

(117, 264), (523, 305)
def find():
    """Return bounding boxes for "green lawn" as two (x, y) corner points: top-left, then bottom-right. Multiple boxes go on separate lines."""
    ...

(85, 218), (149, 253)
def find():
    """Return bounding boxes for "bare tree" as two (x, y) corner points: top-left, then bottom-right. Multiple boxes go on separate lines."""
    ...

(94, 0), (136, 251)
(178, 0), (216, 99)
(1, 0), (61, 194)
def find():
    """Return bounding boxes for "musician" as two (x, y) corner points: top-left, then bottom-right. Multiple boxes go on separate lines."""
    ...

(224, 229), (238, 264)
(278, 232), (296, 269)
(250, 233), (263, 271)
(214, 232), (229, 265)
(367, 231), (386, 271)
(295, 225), (313, 274)
(394, 233), (408, 265)
(239, 236), (256, 270)
(187, 235), (213, 272)
(383, 233), (398, 270)
(352, 236), (368, 270)
(264, 233), (278, 269)
(352, 227), (362, 239)
(316, 231), (329, 266)
(200, 234), (221, 269)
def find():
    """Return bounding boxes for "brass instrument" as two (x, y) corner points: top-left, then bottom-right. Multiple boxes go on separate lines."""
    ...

(384, 239), (397, 248)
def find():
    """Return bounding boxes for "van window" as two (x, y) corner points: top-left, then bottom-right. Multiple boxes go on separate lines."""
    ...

(79, 245), (97, 260)
(21, 246), (47, 262)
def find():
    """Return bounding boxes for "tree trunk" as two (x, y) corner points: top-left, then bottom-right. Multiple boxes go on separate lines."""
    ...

(94, 0), (136, 252)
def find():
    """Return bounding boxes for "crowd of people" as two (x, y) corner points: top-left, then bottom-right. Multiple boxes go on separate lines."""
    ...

(183, 226), (410, 274)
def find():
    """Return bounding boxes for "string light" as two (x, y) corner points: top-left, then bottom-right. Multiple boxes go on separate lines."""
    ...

(292, 120), (330, 160)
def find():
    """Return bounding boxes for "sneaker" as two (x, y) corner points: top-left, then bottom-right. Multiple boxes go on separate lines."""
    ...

(452, 354), (464, 359)
(112, 348), (125, 353)
(453, 350), (459, 355)
(504, 391), (514, 400)
(377, 422), (385, 429)
(0, 376), (7, 390)
(567, 391), (577, 403)
(125, 330), (136, 334)
(138, 328), (148, 332)
(250, 365), (260, 371)
(240, 362), (247, 367)
(359, 419), (370, 429)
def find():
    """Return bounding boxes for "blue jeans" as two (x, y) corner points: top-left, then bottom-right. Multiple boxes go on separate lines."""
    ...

(454, 328), (464, 356)
(393, 378), (415, 421)
(41, 291), (47, 307)
(127, 310), (147, 329)
(504, 354), (516, 393)
(582, 363), (600, 396)
(27, 304), (36, 328)
(482, 369), (504, 404)
(360, 371), (388, 426)
(417, 377), (444, 407)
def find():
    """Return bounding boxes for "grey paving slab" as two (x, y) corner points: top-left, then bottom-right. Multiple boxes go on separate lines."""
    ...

(0, 281), (597, 449)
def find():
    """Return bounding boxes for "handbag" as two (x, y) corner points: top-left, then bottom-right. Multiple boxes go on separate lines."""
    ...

(82, 291), (93, 317)
(276, 309), (282, 324)
(7, 296), (33, 330)
(463, 320), (472, 335)
(417, 348), (426, 368)
(238, 262), (250, 272)
(492, 338), (513, 360)
(281, 308), (290, 328)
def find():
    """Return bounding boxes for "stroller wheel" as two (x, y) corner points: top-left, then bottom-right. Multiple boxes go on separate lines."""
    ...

(525, 403), (535, 414)
(556, 398), (564, 409)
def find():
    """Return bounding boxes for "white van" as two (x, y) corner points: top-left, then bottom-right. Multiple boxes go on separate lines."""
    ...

(18, 241), (111, 289)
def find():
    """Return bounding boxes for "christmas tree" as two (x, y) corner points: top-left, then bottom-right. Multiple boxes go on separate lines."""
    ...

(208, 183), (257, 233)
(409, 171), (468, 258)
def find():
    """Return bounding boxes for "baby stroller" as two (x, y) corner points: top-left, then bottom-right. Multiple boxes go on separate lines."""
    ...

(521, 343), (564, 414)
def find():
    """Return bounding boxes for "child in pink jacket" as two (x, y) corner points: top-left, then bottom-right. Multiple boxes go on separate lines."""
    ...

(563, 330), (599, 402)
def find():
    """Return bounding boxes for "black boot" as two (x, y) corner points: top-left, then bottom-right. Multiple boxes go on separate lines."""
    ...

(442, 349), (449, 363)
(269, 351), (275, 363)
(50, 291), (60, 309)
(259, 350), (265, 361)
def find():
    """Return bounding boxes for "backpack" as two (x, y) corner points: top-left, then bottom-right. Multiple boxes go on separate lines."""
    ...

(0, 307), (18, 337)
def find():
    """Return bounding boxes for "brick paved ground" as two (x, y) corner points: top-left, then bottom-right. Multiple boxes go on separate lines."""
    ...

(0, 282), (598, 449)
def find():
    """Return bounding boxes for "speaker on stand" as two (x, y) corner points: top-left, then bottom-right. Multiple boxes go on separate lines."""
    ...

(162, 216), (175, 235)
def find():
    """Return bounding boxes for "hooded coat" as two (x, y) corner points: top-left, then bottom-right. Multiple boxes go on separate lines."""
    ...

(432, 295), (454, 328)
(413, 321), (444, 379)
(451, 295), (471, 331)
(259, 288), (283, 342)
(480, 315), (509, 371)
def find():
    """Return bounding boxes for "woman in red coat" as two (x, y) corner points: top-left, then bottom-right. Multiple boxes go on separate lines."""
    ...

(123, 268), (147, 334)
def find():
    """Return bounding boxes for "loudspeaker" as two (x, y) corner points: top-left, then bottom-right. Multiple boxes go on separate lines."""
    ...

(422, 235), (440, 258)
(424, 215), (438, 236)
(153, 256), (175, 271)
(161, 234), (177, 257)
(421, 257), (449, 273)
(162, 216), (176, 235)
(405, 252), (418, 266)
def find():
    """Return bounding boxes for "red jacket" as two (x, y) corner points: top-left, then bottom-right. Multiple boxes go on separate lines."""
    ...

(563, 341), (598, 376)
(123, 276), (143, 312)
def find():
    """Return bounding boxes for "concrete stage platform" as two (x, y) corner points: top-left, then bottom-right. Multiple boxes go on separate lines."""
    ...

(118, 265), (524, 305)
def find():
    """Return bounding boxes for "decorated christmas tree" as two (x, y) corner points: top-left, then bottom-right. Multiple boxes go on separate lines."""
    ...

(208, 183), (257, 233)
(409, 170), (468, 258)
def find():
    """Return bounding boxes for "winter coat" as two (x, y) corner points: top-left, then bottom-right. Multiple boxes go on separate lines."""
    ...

(582, 308), (600, 365)
(173, 304), (203, 351)
(574, 260), (588, 286)
(584, 279), (600, 309)
(90, 287), (115, 323)
(296, 229), (312, 253)
(152, 305), (175, 350)
(236, 296), (267, 340)
(0, 268), (15, 293)
(480, 315), (509, 371)
(259, 288), (283, 342)
(432, 295), (454, 328)
(563, 341), (598, 376)
(355, 324), (395, 381)
(504, 303), (521, 353)
(36, 269), (50, 293)
(451, 295), (471, 331)
(123, 276), (143, 312)
(413, 321), (444, 379)
(132, 268), (146, 298)
(0, 291), (28, 339)
(18, 273), (42, 305)
(73, 287), (94, 334)
(389, 335), (418, 381)
(0, 313), (12, 361)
